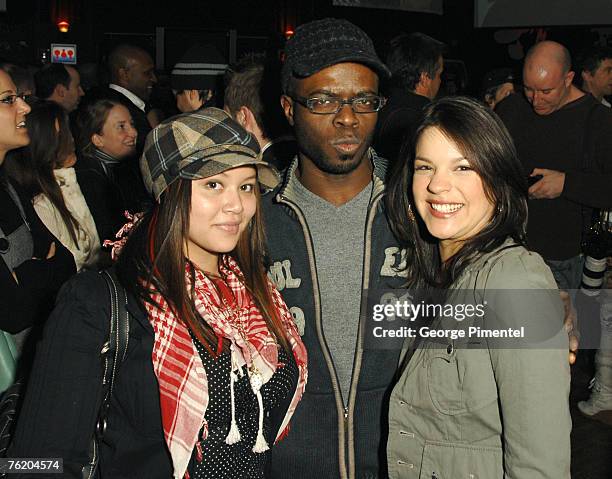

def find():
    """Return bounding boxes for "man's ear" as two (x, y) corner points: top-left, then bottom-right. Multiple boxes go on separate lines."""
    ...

(239, 106), (265, 141)
(280, 95), (294, 126)
(54, 84), (67, 99)
(117, 67), (130, 85)
(415, 71), (431, 95)
(581, 70), (590, 84)
(565, 70), (575, 87)
(235, 106), (249, 128)
(240, 106), (261, 130)
(91, 133), (103, 148)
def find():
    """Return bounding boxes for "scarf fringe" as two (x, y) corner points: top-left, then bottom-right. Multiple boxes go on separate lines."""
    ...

(225, 348), (242, 445)
(252, 388), (269, 453)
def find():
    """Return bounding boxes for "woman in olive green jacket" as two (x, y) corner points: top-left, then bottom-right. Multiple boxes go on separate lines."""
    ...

(385, 96), (571, 479)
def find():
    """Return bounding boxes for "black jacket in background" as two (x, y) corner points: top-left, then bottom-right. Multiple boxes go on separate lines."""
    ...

(374, 87), (430, 166)
(75, 153), (151, 244)
(0, 174), (75, 334)
(496, 92), (612, 260)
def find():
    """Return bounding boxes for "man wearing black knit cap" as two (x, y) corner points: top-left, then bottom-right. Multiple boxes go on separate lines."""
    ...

(262, 18), (407, 479)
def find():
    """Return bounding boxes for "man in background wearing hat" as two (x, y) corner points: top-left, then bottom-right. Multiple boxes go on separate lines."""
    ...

(374, 32), (445, 165)
(262, 18), (407, 479)
(481, 67), (516, 109)
(171, 43), (227, 113)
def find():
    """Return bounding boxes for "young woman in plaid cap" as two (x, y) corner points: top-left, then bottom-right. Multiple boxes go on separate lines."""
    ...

(10, 108), (307, 479)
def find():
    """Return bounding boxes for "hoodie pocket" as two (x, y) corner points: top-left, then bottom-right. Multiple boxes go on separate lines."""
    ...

(418, 440), (503, 479)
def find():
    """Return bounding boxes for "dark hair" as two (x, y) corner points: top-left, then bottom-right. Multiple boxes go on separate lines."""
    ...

(577, 45), (612, 81)
(0, 63), (35, 96)
(34, 64), (72, 100)
(6, 101), (80, 245)
(386, 96), (528, 289)
(387, 32), (445, 91)
(74, 98), (124, 157)
(224, 53), (290, 140)
(116, 178), (290, 353)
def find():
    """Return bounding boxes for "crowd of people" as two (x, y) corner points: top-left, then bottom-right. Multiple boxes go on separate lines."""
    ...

(0, 15), (611, 479)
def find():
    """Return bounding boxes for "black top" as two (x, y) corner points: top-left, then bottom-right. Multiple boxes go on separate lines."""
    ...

(496, 93), (612, 260)
(188, 341), (297, 479)
(75, 153), (153, 244)
(74, 154), (125, 244)
(374, 87), (430, 166)
(262, 137), (297, 173)
(0, 172), (75, 334)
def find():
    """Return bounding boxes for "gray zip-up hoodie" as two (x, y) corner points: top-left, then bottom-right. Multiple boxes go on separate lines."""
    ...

(263, 151), (408, 479)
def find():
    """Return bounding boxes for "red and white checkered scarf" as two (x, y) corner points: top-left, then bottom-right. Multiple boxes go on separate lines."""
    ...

(143, 255), (307, 479)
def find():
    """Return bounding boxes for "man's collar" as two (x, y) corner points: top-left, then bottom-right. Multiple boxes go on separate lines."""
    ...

(109, 84), (146, 112)
(276, 148), (388, 202)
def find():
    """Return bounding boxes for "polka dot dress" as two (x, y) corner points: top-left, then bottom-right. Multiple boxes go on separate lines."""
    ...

(187, 335), (298, 479)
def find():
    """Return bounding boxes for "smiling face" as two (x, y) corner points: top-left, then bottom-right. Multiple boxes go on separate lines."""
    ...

(186, 166), (257, 273)
(412, 126), (495, 261)
(281, 62), (379, 176)
(0, 70), (31, 162)
(92, 104), (137, 159)
(123, 51), (157, 101)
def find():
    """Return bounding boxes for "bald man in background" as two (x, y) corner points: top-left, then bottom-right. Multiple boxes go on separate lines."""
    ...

(496, 41), (612, 290)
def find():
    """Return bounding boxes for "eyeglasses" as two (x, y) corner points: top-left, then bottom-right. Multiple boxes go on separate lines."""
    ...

(0, 93), (30, 105)
(290, 94), (387, 114)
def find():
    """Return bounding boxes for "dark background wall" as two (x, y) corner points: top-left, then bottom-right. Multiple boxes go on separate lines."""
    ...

(1, 0), (610, 96)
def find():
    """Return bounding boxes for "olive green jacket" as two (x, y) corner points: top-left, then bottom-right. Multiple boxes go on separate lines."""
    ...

(387, 241), (571, 479)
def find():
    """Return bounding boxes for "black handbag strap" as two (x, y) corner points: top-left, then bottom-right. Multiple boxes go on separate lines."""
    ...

(97, 270), (130, 435)
(82, 270), (130, 479)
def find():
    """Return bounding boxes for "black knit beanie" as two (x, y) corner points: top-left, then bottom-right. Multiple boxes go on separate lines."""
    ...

(281, 18), (390, 93)
(171, 43), (227, 91)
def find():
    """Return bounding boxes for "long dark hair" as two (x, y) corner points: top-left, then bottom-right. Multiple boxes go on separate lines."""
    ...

(386, 96), (528, 289)
(6, 100), (81, 245)
(117, 177), (289, 353)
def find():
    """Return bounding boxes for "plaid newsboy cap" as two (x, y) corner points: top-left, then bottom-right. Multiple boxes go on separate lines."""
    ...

(140, 107), (280, 201)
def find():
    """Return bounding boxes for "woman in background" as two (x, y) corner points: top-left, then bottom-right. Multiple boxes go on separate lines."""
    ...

(0, 71), (74, 382)
(74, 98), (141, 244)
(8, 101), (101, 271)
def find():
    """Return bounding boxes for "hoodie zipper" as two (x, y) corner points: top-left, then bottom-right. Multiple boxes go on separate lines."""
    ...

(277, 193), (349, 479)
(345, 190), (384, 479)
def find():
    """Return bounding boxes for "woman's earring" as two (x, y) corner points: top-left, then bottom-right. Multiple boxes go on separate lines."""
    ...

(408, 202), (416, 221)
